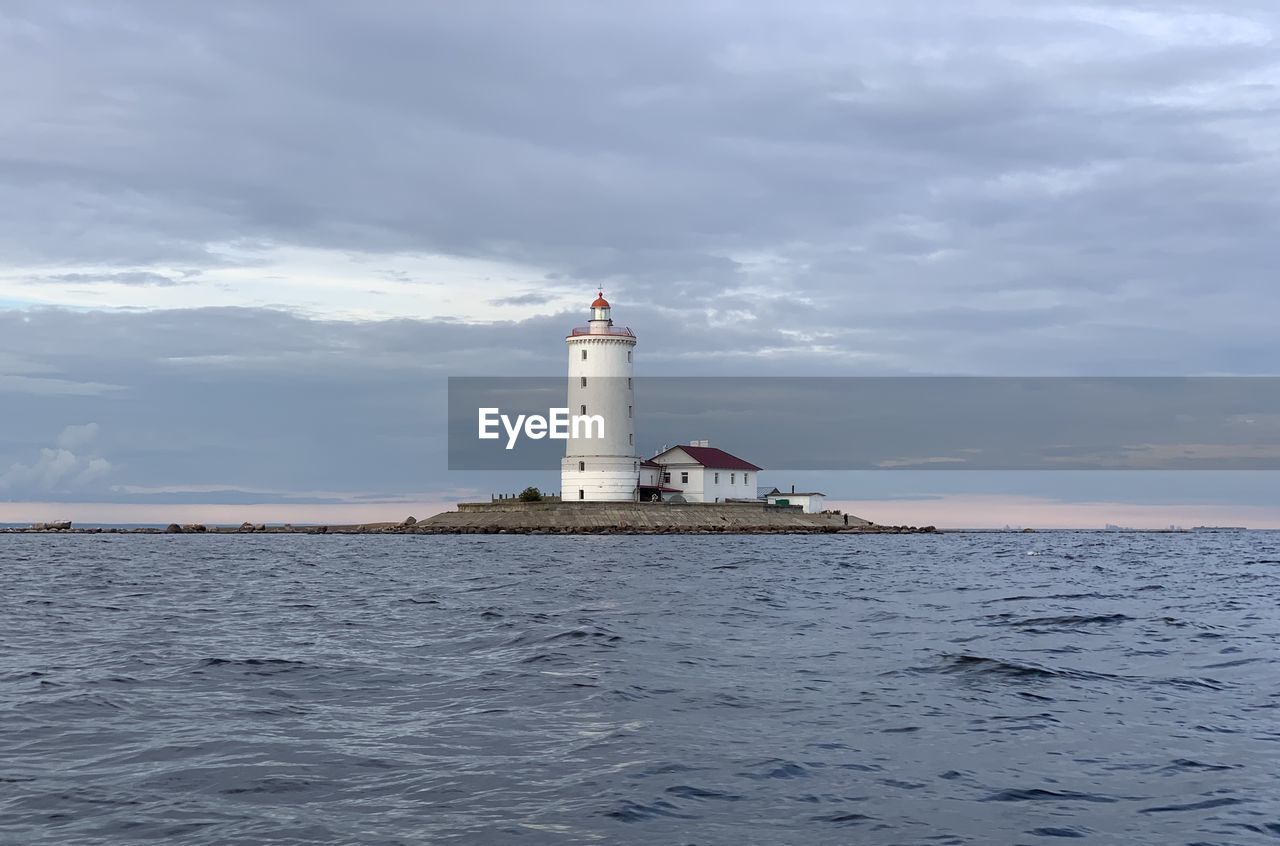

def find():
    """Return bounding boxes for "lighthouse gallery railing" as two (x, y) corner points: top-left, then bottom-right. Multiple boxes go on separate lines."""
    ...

(566, 326), (635, 337)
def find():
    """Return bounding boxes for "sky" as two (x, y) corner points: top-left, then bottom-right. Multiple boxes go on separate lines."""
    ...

(1, 1), (1278, 527)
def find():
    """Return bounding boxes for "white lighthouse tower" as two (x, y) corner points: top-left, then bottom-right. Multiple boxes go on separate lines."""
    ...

(561, 292), (639, 502)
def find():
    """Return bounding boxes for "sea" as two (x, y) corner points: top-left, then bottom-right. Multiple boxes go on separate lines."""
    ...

(0, 532), (1277, 845)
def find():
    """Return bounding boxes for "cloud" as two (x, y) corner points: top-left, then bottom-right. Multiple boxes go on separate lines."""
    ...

(490, 291), (560, 307)
(875, 456), (971, 469)
(0, 374), (125, 397)
(1, 2), (1278, 516)
(38, 270), (197, 287)
(57, 422), (100, 451)
(0, 441), (113, 496)
(0, 422), (112, 494)
(0, 0), (1276, 348)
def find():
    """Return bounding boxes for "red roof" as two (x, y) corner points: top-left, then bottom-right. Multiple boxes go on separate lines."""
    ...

(656, 445), (761, 471)
(591, 292), (610, 308)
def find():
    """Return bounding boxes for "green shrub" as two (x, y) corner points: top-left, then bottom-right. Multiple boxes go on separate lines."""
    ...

(518, 486), (543, 502)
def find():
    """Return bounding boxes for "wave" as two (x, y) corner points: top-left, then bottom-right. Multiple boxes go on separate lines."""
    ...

(1014, 613), (1132, 627)
(982, 788), (1117, 803)
(928, 654), (1074, 680)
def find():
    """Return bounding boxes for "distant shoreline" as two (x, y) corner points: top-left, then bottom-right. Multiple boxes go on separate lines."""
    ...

(2, 524), (1264, 535)
(1, 523), (934, 536)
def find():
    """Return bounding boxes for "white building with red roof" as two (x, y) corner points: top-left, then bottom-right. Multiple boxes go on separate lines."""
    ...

(642, 442), (762, 503)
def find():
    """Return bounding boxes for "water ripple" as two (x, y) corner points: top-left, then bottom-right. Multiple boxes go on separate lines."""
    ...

(1, 531), (1278, 844)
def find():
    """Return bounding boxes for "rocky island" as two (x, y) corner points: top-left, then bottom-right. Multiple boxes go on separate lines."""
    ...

(5, 501), (938, 535)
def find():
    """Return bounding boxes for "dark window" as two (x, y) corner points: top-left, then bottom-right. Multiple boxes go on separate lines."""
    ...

(580, 405), (586, 415)
(578, 461), (585, 472)
(580, 376), (586, 387)
(581, 349), (587, 360)
(663, 472), (671, 483)
(680, 471), (688, 484)
(578, 489), (584, 500)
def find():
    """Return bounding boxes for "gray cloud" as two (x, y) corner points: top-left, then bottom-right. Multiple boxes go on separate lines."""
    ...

(3, 3), (1278, 321)
(490, 291), (560, 307)
(0, 423), (112, 495)
(56, 422), (100, 451)
(37, 271), (197, 287)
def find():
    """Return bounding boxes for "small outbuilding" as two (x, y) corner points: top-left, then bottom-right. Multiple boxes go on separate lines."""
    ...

(763, 487), (826, 514)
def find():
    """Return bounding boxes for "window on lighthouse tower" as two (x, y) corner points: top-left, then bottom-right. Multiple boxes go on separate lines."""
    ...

(581, 350), (587, 360)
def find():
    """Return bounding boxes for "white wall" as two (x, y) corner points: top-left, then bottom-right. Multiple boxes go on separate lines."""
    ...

(766, 493), (825, 513)
(562, 455), (640, 501)
(701, 466), (756, 502)
(562, 329), (638, 501)
(652, 447), (758, 502)
(565, 336), (635, 458)
(657, 463), (705, 500)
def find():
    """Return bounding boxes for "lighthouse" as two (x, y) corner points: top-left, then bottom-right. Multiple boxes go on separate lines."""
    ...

(562, 292), (639, 501)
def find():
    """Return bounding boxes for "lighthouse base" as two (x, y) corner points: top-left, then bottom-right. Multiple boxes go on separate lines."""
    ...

(561, 456), (638, 502)
(417, 501), (886, 533)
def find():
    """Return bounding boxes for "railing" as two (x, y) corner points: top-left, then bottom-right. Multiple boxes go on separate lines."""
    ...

(492, 493), (561, 502)
(567, 326), (635, 337)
